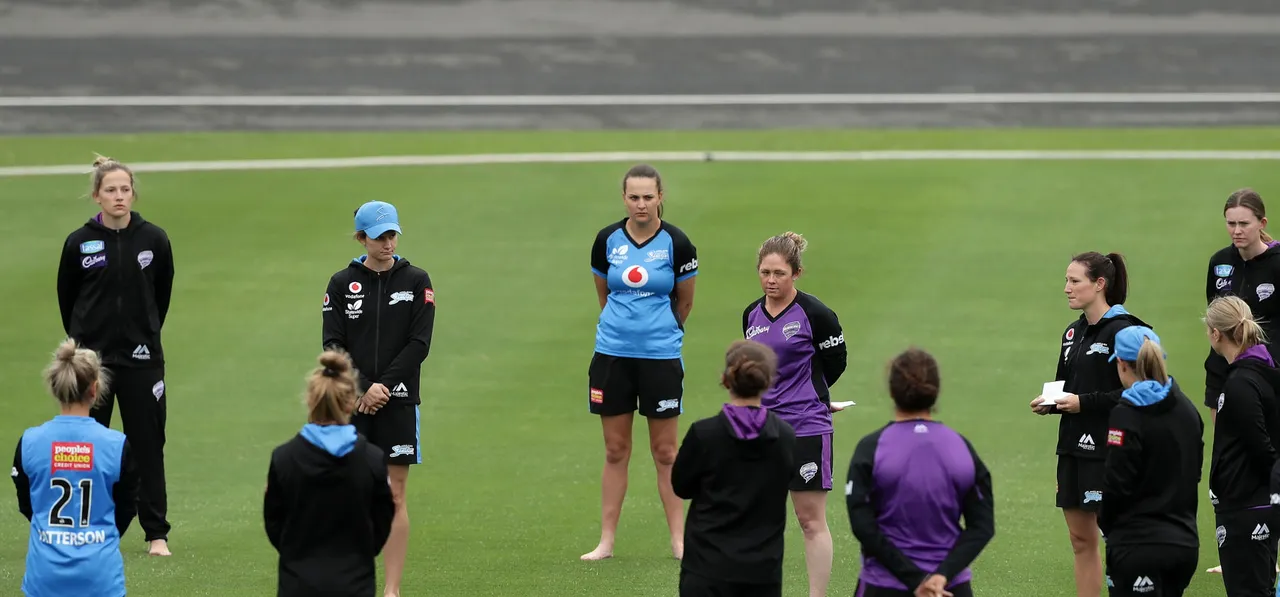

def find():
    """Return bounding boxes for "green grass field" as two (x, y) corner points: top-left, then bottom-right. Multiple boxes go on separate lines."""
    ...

(2, 128), (1278, 596)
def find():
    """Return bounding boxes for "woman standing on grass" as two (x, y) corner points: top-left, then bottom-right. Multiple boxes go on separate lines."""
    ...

(582, 164), (699, 561)
(12, 339), (140, 597)
(1098, 326), (1203, 597)
(264, 349), (395, 597)
(56, 155), (175, 557)
(1030, 251), (1150, 597)
(671, 339), (796, 597)
(847, 347), (995, 597)
(741, 231), (847, 597)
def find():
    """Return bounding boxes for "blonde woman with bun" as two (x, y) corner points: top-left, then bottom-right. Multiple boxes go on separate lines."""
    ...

(671, 339), (796, 597)
(741, 231), (848, 597)
(56, 155), (176, 556)
(263, 349), (395, 597)
(1204, 295), (1280, 596)
(12, 339), (140, 597)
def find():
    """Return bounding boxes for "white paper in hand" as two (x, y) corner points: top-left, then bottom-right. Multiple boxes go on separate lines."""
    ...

(1041, 381), (1067, 404)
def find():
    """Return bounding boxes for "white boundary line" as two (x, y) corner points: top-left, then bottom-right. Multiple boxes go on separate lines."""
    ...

(5, 150), (1280, 178)
(6, 92), (1280, 108)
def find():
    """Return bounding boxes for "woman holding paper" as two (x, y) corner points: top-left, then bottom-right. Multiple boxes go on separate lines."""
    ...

(741, 231), (848, 597)
(1030, 251), (1151, 597)
(1098, 326), (1203, 597)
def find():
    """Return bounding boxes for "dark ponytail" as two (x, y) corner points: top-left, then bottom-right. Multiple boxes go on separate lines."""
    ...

(1072, 251), (1128, 307)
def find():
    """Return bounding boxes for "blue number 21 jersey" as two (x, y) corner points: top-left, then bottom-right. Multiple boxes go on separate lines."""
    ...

(591, 219), (699, 360)
(11, 415), (138, 597)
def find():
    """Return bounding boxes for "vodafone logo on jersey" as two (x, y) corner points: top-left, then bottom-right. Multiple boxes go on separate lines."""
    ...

(622, 265), (649, 288)
(349, 281), (363, 294)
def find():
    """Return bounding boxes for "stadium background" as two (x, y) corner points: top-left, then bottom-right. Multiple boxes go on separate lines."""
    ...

(3, 0), (1280, 595)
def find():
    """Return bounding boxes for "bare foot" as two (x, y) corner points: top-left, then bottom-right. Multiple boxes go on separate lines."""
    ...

(148, 539), (171, 557)
(580, 544), (613, 561)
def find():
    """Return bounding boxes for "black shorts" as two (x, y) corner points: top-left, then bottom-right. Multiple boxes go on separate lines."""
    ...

(1056, 455), (1105, 512)
(790, 434), (834, 492)
(352, 402), (421, 466)
(1215, 507), (1279, 596)
(854, 580), (973, 597)
(678, 569), (780, 597)
(588, 352), (683, 418)
(1105, 543), (1197, 596)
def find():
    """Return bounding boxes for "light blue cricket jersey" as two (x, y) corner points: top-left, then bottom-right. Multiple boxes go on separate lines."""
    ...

(590, 219), (699, 360)
(15, 415), (129, 597)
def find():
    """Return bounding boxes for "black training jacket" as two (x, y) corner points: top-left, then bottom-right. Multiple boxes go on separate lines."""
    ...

(322, 257), (435, 405)
(1204, 243), (1280, 407)
(1210, 355), (1280, 513)
(56, 211), (175, 368)
(671, 409), (796, 586)
(1098, 379), (1203, 548)
(264, 431), (394, 597)
(1049, 305), (1151, 460)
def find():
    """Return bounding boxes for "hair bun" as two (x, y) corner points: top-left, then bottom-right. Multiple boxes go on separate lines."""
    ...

(317, 351), (350, 375)
(54, 339), (78, 363)
(91, 154), (115, 169)
(783, 231), (808, 253)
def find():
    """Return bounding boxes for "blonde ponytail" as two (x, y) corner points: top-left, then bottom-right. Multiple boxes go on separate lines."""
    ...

(1134, 338), (1169, 383)
(1206, 295), (1270, 350)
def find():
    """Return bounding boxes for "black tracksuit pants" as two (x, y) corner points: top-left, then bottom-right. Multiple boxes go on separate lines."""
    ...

(92, 365), (170, 542)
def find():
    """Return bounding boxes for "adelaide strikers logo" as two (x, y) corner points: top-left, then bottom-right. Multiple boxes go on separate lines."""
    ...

(622, 265), (649, 288)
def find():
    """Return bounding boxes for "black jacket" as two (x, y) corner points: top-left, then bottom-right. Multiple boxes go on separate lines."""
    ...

(264, 427), (394, 597)
(1210, 352), (1280, 513)
(322, 257), (435, 404)
(1204, 243), (1280, 407)
(56, 211), (174, 368)
(671, 407), (796, 585)
(1049, 305), (1151, 460)
(1098, 379), (1203, 548)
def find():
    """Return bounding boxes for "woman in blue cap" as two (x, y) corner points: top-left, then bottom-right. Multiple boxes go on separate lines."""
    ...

(1098, 326), (1203, 597)
(322, 200), (436, 597)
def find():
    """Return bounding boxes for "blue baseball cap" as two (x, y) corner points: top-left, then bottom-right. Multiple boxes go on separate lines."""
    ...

(1109, 326), (1165, 362)
(354, 201), (402, 239)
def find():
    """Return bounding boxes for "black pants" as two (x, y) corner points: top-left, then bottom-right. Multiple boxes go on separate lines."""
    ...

(678, 569), (780, 597)
(1105, 543), (1197, 596)
(855, 580), (973, 597)
(1216, 508), (1279, 597)
(92, 365), (170, 542)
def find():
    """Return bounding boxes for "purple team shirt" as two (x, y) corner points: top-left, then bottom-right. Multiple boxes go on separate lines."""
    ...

(858, 421), (977, 590)
(743, 292), (846, 438)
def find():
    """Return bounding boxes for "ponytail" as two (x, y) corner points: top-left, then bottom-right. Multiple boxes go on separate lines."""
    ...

(1263, 230), (1274, 243)
(1206, 295), (1270, 350)
(1134, 338), (1169, 383)
(1071, 251), (1129, 307)
(306, 350), (359, 424)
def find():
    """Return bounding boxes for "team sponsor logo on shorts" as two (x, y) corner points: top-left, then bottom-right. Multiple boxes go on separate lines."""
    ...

(79, 240), (104, 254)
(1254, 523), (1271, 541)
(799, 462), (818, 483)
(390, 445), (415, 458)
(1217, 525), (1227, 547)
(389, 291), (413, 305)
(1107, 428), (1124, 446)
(1259, 283), (1275, 301)
(589, 388), (603, 404)
(1083, 490), (1102, 503)
(1133, 577), (1154, 593)
(1216, 264), (1234, 277)
(622, 265), (649, 288)
(424, 288), (435, 304)
(152, 380), (165, 400)
(656, 399), (679, 412)
(782, 321), (802, 340)
(51, 442), (94, 472)
(1218, 393), (1225, 411)
(137, 250), (153, 269)
(1210, 488), (1219, 506)
(81, 254), (107, 269)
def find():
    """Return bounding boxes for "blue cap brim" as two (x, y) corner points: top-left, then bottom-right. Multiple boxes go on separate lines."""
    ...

(362, 223), (402, 238)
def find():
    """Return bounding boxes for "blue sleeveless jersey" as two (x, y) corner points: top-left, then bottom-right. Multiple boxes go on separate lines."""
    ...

(591, 219), (698, 360)
(15, 415), (128, 597)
